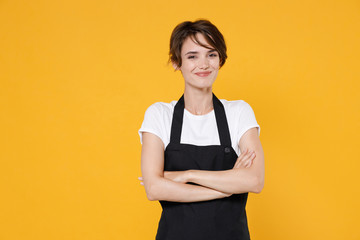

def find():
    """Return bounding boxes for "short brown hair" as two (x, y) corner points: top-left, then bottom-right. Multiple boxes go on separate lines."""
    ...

(169, 19), (227, 69)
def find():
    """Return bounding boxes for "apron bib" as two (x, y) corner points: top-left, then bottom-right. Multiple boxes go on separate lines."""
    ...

(156, 93), (250, 240)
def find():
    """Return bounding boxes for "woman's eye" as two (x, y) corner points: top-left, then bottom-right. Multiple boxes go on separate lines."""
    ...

(187, 55), (196, 59)
(209, 53), (218, 57)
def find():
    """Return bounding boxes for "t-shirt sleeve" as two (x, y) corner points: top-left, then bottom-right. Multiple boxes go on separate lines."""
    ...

(237, 102), (261, 143)
(138, 103), (165, 146)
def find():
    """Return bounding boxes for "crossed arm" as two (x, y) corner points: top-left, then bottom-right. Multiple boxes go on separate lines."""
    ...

(139, 127), (264, 202)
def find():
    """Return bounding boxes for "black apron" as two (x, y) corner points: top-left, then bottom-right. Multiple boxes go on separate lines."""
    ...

(156, 93), (250, 240)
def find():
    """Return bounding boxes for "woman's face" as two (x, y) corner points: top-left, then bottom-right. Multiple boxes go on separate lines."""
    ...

(175, 33), (220, 90)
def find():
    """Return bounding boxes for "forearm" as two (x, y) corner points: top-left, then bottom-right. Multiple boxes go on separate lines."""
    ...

(145, 176), (230, 202)
(187, 168), (262, 194)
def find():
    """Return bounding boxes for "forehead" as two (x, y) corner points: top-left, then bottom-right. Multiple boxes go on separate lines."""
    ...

(181, 33), (214, 54)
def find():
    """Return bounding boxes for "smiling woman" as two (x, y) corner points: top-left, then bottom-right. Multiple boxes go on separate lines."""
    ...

(175, 33), (221, 98)
(138, 19), (264, 240)
(169, 20), (227, 69)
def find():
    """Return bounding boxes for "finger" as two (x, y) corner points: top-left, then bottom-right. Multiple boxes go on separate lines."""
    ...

(235, 149), (249, 165)
(239, 151), (253, 167)
(246, 150), (254, 157)
(243, 161), (250, 168)
(238, 149), (248, 160)
(249, 151), (256, 161)
(234, 157), (240, 167)
(235, 158), (247, 168)
(246, 158), (255, 168)
(243, 152), (255, 167)
(236, 151), (250, 167)
(244, 151), (255, 161)
(241, 159), (251, 168)
(245, 160), (252, 168)
(240, 149), (249, 157)
(235, 150), (256, 168)
(234, 157), (243, 168)
(235, 149), (254, 168)
(240, 151), (256, 167)
(242, 149), (252, 159)
(247, 156), (256, 168)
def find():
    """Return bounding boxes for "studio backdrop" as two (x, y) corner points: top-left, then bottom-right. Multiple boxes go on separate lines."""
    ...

(1, 0), (359, 239)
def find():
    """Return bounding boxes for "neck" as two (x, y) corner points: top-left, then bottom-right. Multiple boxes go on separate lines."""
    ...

(183, 87), (213, 115)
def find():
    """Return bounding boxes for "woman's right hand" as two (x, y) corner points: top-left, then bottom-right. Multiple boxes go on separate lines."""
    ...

(233, 148), (256, 169)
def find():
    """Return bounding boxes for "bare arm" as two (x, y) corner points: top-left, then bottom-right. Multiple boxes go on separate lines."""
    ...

(165, 128), (265, 194)
(140, 132), (231, 202)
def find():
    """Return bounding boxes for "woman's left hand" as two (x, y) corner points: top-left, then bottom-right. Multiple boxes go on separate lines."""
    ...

(233, 148), (256, 169)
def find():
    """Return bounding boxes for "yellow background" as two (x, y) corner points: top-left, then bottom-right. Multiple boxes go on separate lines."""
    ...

(1, 0), (359, 239)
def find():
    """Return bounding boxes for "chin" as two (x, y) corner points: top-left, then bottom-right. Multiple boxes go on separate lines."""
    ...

(191, 83), (214, 90)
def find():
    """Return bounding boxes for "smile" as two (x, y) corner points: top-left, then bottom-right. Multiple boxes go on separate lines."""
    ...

(195, 71), (211, 77)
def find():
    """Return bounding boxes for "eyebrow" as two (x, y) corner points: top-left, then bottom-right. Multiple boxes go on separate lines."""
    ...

(185, 49), (217, 55)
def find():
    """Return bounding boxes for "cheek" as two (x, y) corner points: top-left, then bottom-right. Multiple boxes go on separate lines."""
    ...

(210, 58), (220, 68)
(211, 62), (220, 69)
(182, 62), (196, 72)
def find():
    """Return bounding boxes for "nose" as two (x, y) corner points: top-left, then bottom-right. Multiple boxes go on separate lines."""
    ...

(198, 57), (209, 69)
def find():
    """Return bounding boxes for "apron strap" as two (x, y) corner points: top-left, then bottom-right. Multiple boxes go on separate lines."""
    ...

(169, 94), (185, 144)
(170, 92), (232, 146)
(212, 93), (232, 146)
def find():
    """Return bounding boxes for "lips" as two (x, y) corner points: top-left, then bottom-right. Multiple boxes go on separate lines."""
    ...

(195, 71), (212, 77)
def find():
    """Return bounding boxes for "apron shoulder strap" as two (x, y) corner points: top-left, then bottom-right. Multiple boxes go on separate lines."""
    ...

(170, 94), (184, 144)
(213, 93), (232, 146)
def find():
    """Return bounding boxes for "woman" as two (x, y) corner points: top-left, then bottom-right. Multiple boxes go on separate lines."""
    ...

(138, 19), (264, 240)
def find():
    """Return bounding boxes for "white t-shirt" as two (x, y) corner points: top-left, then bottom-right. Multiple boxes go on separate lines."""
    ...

(138, 99), (260, 156)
